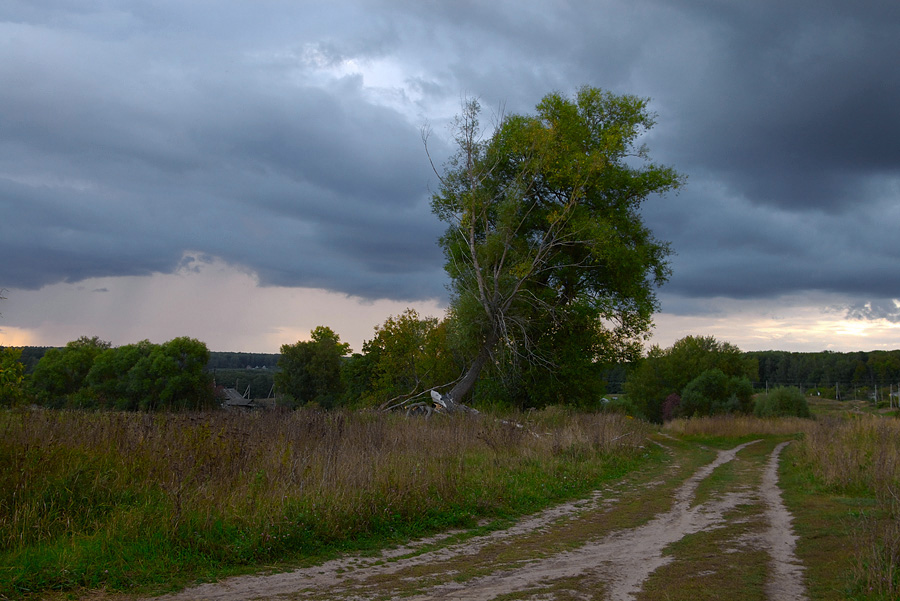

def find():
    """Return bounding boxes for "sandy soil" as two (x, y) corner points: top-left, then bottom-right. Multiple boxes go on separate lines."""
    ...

(147, 440), (808, 601)
(759, 441), (808, 601)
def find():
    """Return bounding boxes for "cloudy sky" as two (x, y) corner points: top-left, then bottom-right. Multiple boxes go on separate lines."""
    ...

(2, 0), (899, 354)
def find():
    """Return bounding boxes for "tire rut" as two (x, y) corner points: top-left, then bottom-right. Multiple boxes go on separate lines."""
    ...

(147, 440), (808, 601)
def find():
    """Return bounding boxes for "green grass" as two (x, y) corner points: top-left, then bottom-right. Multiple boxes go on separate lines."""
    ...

(0, 408), (654, 599)
(5, 402), (898, 600)
(784, 415), (900, 600)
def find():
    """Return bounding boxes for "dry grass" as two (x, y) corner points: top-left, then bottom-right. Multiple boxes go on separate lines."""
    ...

(793, 415), (900, 598)
(663, 414), (814, 438)
(796, 416), (900, 501)
(0, 407), (652, 598)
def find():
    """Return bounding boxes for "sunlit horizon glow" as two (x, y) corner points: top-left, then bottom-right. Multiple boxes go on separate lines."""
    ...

(651, 294), (900, 353)
(0, 257), (447, 355)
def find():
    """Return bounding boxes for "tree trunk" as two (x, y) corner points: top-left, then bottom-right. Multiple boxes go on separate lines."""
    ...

(440, 331), (500, 413)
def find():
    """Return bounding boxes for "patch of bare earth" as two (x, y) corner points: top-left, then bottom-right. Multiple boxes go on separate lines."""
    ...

(144, 440), (808, 601)
(759, 441), (808, 601)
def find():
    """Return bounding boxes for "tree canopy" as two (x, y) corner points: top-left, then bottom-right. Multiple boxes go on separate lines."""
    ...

(358, 309), (459, 408)
(624, 335), (758, 422)
(275, 326), (351, 409)
(0, 347), (26, 406)
(429, 86), (684, 409)
(29, 336), (213, 410)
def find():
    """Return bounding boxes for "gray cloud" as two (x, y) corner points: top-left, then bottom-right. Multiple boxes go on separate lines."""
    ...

(2, 0), (900, 320)
(847, 299), (900, 324)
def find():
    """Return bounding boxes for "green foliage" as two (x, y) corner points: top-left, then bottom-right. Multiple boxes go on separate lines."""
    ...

(275, 326), (350, 408)
(30, 337), (213, 410)
(431, 86), (683, 405)
(679, 368), (754, 418)
(0, 408), (653, 599)
(750, 349), (900, 400)
(357, 309), (459, 407)
(754, 386), (811, 418)
(625, 335), (758, 422)
(145, 337), (213, 410)
(0, 348), (26, 406)
(477, 307), (611, 409)
(86, 339), (155, 408)
(29, 336), (111, 405)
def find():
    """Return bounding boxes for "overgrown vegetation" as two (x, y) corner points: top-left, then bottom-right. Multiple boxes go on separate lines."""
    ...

(667, 408), (900, 600)
(20, 336), (213, 410)
(785, 416), (900, 600)
(625, 335), (758, 422)
(0, 407), (652, 599)
(0, 347), (26, 405)
(754, 386), (812, 418)
(275, 326), (350, 408)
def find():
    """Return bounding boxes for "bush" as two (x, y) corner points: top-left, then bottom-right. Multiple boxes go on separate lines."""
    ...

(661, 393), (681, 422)
(754, 386), (811, 418)
(678, 369), (754, 417)
(601, 396), (640, 416)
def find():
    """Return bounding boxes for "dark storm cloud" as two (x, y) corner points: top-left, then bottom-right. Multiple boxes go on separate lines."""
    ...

(655, 1), (900, 213)
(0, 3), (447, 300)
(2, 0), (899, 316)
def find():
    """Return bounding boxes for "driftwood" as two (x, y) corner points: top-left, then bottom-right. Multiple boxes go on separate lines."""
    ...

(382, 389), (480, 418)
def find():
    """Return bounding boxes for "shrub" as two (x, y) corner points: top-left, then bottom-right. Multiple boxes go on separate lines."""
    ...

(679, 369), (754, 417)
(754, 386), (811, 418)
(601, 396), (640, 416)
(661, 393), (681, 422)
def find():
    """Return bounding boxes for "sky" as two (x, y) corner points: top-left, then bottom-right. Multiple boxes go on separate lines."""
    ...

(2, 0), (900, 355)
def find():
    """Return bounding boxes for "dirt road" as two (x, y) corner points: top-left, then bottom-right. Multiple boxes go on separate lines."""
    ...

(151, 438), (807, 601)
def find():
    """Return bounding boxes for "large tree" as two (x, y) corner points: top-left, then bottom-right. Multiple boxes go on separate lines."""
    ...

(428, 86), (684, 410)
(30, 336), (111, 405)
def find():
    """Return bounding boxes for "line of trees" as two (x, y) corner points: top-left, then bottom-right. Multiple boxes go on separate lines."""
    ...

(17, 335), (214, 410)
(749, 349), (900, 394)
(3, 87), (680, 414)
(207, 351), (280, 370)
(5, 327), (899, 415)
(622, 335), (816, 422)
(4, 86), (896, 415)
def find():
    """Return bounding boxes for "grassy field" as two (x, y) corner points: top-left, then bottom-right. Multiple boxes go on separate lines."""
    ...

(2, 399), (898, 600)
(0, 407), (655, 599)
(665, 404), (900, 600)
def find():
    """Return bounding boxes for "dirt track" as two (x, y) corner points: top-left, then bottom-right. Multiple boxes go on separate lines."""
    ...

(149, 438), (807, 601)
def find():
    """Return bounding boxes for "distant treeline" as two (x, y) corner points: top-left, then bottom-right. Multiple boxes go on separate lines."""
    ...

(15, 347), (281, 373)
(748, 349), (900, 391)
(602, 350), (900, 396)
(206, 351), (280, 370)
(10, 345), (900, 403)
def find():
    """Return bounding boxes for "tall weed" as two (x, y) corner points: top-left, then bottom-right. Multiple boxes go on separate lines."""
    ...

(663, 414), (814, 438)
(0, 408), (652, 598)
(794, 416), (900, 597)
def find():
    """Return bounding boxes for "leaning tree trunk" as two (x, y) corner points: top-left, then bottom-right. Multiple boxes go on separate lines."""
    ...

(435, 331), (500, 414)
